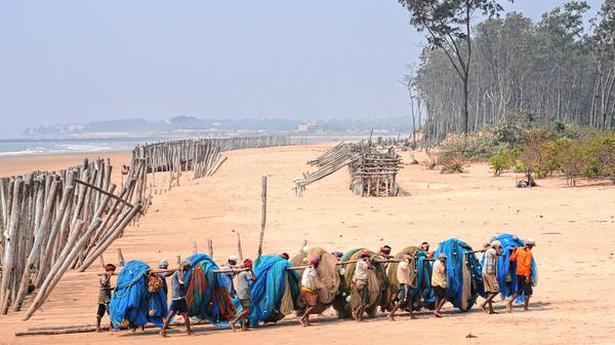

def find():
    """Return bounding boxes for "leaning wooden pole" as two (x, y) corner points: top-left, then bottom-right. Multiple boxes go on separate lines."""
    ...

(256, 176), (267, 260)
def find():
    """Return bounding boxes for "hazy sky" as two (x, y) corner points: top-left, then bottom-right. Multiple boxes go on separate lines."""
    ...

(0, 0), (603, 137)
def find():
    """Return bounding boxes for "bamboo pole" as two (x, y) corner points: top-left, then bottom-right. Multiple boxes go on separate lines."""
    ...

(12, 181), (60, 311)
(77, 203), (141, 272)
(0, 179), (22, 314)
(256, 176), (267, 260)
(236, 232), (243, 261)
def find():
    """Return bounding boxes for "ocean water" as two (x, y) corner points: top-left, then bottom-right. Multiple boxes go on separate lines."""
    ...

(0, 137), (156, 156)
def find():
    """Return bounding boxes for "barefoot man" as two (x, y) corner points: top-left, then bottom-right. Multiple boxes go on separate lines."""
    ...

(352, 250), (372, 321)
(231, 259), (256, 331)
(96, 264), (116, 332)
(431, 253), (448, 318)
(299, 257), (320, 326)
(389, 254), (416, 321)
(480, 240), (502, 314)
(507, 239), (536, 312)
(160, 260), (193, 337)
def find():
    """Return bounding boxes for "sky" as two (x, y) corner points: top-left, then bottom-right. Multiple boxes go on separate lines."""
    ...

(0, 0), (604, 138)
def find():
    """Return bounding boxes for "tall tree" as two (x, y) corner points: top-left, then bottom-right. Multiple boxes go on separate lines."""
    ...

(587, 0), (615, 128)
(398, 0), (509, 135)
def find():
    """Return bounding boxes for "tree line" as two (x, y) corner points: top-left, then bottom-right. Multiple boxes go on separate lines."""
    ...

(400, 0), (615, 142)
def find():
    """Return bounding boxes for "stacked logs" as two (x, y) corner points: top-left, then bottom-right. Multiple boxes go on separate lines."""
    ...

(0, 159), (142, 320)
(294, 141), (402, 197)
(349, 146), (402, 197)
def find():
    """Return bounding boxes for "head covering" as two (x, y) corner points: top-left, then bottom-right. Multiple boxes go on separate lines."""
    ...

(243, 259), (253, 268)
(491, 240), (502, 248)
(380, 245), (392, 255)
(438, 253), (447, 260)
(332, 251), (343, 259)
(158, 260), (169, 269)
(526, 238), (536, 246)
(181, 258), (190, 267)
(360, 249), (371, 258)
(279, 252), (290, 260)
(309, 257), (320, 267)
(228, 255), (238, 263)
(104, 263), (116, 271)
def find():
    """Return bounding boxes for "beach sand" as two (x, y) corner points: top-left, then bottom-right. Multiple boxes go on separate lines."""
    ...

(0, 144), (614, 345)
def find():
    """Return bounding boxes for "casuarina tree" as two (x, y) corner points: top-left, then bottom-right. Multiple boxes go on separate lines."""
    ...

(398, 0), (510, 136)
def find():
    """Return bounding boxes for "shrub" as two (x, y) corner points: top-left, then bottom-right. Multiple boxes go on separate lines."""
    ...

(488, 148), (519, 176)
(584, 133), (615, 183)
(440, 156), (464, 174)
(553, 137), (586, 186)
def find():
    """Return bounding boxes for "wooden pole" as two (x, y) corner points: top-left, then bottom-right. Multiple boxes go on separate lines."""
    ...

(192, 241), (197, 256)
(236, 232), (243, 261)
(0, 179), (22, 314)
(117, 248), (125, 266)
(257, 176), (267, 260)
(207, 239), (213, 258)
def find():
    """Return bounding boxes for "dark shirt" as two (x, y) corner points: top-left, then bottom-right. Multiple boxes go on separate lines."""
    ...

(98, 275), (113, 304)
(171, 271), (187, 300)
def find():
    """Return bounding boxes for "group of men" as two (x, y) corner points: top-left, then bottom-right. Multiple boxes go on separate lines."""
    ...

(96, 239), (536, 336)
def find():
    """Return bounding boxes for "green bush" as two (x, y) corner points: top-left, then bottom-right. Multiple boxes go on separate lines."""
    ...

(488, 148), (519, 176)
(584, 133), (615, 183)
(553, 137), (587, 186)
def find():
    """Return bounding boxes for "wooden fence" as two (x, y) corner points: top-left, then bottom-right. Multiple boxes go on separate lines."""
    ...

(0, 135), (290, 320)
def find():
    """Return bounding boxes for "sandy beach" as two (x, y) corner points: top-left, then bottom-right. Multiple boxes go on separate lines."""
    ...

(0, 143), (614, 345)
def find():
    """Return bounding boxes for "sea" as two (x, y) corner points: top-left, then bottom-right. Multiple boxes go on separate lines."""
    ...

(0, 137), (159, 156)
(0, 134), (367, 157)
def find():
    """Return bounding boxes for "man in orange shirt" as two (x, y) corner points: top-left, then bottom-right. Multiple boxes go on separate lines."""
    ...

(507, 239), (536, 312)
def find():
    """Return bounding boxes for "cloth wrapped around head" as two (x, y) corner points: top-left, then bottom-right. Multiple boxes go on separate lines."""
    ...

(243, 259), (253, 268)
(309, 257), (320, 268)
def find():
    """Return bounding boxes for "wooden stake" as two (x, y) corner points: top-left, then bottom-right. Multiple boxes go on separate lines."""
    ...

(236, 232), (243, 261)
(207, 239), (213, 258)
(117, 248), (125, 266)
(257, 176), (267, 260)
(192, 241), (197, 256)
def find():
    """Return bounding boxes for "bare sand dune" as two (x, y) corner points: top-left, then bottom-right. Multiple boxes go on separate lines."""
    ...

(1, 144), (614, 345)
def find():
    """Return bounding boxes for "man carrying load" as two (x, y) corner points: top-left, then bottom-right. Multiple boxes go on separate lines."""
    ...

(299, 257), (320, 326)
(96, 263), (116, 332)
(220, 255), (239, 296)
(160, 260), (193, 337)
(431, 253), (448, 318)
(352, 250), (372, 321)
(230, 259), (256, 331)
(388, 254), (417, 321)
(507, 239), (536, 312)
(481, 240), (502, 314)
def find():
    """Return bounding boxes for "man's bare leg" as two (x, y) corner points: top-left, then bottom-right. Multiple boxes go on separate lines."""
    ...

(160, 311), (176, 337)
(183, 314), (193, 335)
(301, 306), (315, 326)
(507, 293), (519, 313)
(523, 296), (530, 312)
(96, 317), (102, 332)
(388, 303), (400, 321)
(434, 299), (446, 317)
